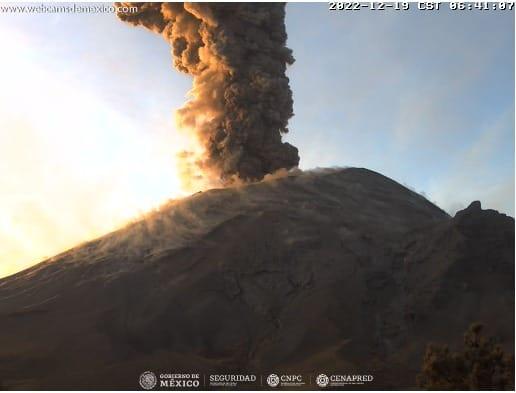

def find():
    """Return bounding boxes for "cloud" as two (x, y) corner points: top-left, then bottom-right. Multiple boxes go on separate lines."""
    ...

(0, 24), (188, 277)
(426, 108), (514, 216)
(285, 4), (513, 216)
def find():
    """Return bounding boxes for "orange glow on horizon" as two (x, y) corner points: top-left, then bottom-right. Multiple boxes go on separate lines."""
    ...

(0, 27), (204, 278)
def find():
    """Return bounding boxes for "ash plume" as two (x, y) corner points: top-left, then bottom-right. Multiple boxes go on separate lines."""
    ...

(116, 2), (299, 185)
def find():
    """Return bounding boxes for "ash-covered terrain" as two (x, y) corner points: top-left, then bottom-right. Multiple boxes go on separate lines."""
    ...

(0, 168), (513, 389)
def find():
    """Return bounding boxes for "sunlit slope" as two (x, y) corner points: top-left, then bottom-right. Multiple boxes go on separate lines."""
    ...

(0, 168), (513, 389)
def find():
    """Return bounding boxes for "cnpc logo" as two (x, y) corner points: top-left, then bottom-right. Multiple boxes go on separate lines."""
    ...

(280, 374), (303, 383)
(267, 373), (305, 387)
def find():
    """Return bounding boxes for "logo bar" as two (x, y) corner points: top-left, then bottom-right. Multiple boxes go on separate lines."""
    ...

(138, 371), (374, 389)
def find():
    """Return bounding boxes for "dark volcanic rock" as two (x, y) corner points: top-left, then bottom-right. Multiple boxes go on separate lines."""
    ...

(0, 168), (513, 389)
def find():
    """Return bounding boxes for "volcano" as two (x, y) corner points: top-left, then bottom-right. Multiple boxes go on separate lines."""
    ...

(0, 168), (513, 389)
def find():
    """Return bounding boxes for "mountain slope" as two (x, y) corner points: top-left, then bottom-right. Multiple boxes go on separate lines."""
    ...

(0, 168), (513, 389)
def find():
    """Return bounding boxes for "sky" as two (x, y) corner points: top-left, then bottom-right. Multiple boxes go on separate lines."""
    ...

(0, 3), (514, 277)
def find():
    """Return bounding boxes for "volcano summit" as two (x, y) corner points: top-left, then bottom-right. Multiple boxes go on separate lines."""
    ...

(0, 168), (513, 389)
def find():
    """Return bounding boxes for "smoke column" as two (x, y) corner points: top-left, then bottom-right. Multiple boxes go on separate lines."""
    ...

(116, 2), (299, 186)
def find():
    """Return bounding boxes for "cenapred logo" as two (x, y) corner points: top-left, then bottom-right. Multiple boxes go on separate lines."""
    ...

(316, 373), (374, 387)
(139, 371), (157, 390)
(316, 374), (329, 388)
(267, 374), (280, 387)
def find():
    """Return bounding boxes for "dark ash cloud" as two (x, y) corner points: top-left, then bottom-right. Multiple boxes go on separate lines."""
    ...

(116, 2), (299, 184)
